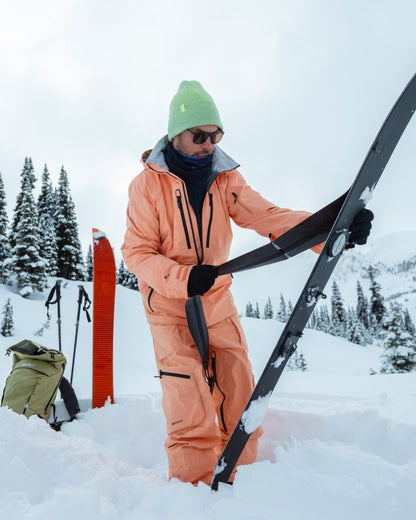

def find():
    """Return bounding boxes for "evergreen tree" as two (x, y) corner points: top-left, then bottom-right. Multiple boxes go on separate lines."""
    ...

(245, 301), (254, 318)
(318, 304), (331, 333)
(287, 350), (307, 371)
(380, 303), (416, 373)
(254, 302), (261, 319)
(116, 259), (129, 285)
(8, 162), (47, 296)
(9, 157), (36, 249)
(0, 173), (10, 282)
(276, 294), (287, 322)
(37, 165), (59, 275)
(55, 166), (85, 280)
(37, 164), (56, 218)
(85, 245), (93, 282)
(330, 281), (347, 336)
(356, 280), (370, 330)
(368, 265), (386, 334)
(39, 213), (59, 276)
(403, 308), (416, 336)
(346, 307), (367, 345)
(116, 259), (138, 290)
(263, 296), (274, 319)
(1, 298), (14, 336)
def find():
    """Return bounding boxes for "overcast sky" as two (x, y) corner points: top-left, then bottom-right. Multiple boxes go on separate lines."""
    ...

(1, 0), (415, 261)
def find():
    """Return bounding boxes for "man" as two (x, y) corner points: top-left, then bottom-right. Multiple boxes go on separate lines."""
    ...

(121, 80), (372, 485)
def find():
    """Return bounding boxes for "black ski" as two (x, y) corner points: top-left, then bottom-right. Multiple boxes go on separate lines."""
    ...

(211, 73), (416, 490)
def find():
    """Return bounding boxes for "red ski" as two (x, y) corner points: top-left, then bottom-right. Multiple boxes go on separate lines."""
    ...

(92, 228), (116, 408)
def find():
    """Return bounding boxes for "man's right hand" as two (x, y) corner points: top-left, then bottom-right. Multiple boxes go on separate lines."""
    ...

(187, 265), (218, 297)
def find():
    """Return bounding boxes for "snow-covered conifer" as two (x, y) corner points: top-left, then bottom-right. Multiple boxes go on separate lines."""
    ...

(117, 259), (129, 285)
(245, 301), (254, 318)
(402, 308), (416, 336)
(319, 304), (331, 333)
(263, 296), (274, 319)
(356, 280), (370, 330)
(54, 166), (85, 280)
(367, 265), (386, 334)
(287, 350), (307, 371)
(116, 259), (138, 290)
(0, 173), (10, 282)
(9, 157), (36, 249)
(8, 161), (48, 296)
(346, 307), (367, 345)
(1, 298), (14, 336)
(380, 303), (416, 373)
(37, 164), (56, 218)
(85, 245), (93, 282)
(276, 294), (287, 322)
(39, 213), (59, 276)
(330, 281), (347, 337)
(117, 259), (130, 286)
(254, 302), (260, 319)
(36, 165), (59, 275)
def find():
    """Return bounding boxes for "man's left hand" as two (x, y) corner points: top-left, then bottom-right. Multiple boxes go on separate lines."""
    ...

(346, 208), (374, 249)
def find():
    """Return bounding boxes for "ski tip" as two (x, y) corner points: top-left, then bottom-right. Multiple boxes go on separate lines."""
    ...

(92, 228), (107, 241)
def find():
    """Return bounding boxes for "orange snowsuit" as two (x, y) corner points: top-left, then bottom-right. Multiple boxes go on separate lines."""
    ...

(121, 136), (314, 485)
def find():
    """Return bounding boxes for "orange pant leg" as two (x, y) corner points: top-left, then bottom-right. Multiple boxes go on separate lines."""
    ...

(150, 322), (221, 485)
(150, 313), (262, 485)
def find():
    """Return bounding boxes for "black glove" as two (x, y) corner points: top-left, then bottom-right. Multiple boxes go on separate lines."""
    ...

(187, 265), (218, 297)
(346, 209), (374, 249)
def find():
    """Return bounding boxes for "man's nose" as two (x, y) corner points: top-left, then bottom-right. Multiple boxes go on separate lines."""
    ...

(201, 137), (213, 148)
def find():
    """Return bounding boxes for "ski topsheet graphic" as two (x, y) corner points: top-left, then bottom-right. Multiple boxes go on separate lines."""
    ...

(211, 73), (416, 490)
(92, 229), (116, 408)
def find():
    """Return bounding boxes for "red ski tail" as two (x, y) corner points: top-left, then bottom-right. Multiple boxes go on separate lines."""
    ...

(92, 228), (116, 408)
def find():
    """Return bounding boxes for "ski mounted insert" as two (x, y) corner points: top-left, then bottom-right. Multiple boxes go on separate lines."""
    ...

(210, 73), (416, 490)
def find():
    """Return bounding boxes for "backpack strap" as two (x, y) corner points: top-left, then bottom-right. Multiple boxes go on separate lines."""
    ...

(49, 376), (81, 431)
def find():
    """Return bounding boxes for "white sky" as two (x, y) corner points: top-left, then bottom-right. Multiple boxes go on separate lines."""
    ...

(1, 0), (415, 262)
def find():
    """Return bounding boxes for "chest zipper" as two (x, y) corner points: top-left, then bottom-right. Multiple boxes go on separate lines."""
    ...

(176, 189), (192, 249)
(206, 192), (214, 248)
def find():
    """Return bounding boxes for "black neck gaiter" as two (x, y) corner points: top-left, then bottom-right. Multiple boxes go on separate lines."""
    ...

(164, 142), (213, 216)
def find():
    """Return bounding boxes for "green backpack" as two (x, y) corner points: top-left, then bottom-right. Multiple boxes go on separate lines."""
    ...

(1, 339), (66, 421)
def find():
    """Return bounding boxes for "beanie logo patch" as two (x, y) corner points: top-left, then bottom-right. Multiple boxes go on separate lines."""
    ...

(180, 104), (186, 112)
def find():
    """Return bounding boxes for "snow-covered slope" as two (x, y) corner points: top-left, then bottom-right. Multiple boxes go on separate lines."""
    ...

(0, 271), (415, 519)
(231, 231), (416, 316)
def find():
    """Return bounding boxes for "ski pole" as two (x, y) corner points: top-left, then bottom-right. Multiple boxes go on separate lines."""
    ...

(45, 279), (63, 351)
(70, 285), (91, 385)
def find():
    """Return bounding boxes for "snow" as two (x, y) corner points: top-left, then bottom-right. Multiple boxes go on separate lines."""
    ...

(241, 392), (272, 434)
(360, 185), (375, 204)
(0, 279), (416, 519)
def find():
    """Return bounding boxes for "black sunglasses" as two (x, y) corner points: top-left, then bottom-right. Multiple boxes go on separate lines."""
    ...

(187, 128), (224, 144)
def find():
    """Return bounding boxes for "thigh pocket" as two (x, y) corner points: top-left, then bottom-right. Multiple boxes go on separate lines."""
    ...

(159, 370), (205, 435)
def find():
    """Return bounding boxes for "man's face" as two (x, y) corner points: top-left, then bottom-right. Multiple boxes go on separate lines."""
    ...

(172, 125), (218, 158)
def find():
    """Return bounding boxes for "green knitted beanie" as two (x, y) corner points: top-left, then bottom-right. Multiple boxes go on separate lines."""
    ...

(168, 80), (223, 140)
